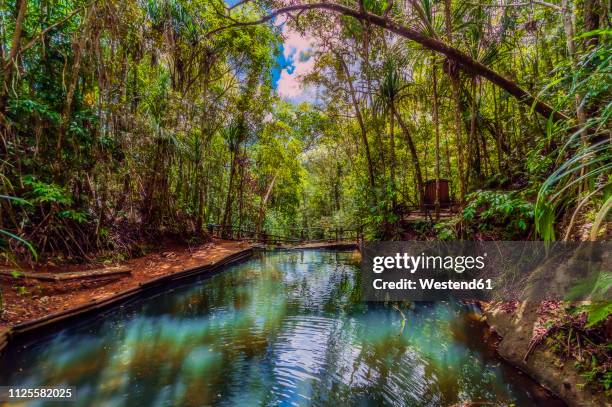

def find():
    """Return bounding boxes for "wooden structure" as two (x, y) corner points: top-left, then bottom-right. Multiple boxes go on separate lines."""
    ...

(209, 225), (362, 245)
(422, 179), (451, 208)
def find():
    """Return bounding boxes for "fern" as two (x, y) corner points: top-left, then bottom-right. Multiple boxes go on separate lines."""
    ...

(463, 191), (534, 237)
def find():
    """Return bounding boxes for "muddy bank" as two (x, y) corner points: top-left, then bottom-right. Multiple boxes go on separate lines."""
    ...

(482, 302), (608, 407)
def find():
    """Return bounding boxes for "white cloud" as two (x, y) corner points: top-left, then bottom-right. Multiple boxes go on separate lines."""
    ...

(277, 24), (318, 103)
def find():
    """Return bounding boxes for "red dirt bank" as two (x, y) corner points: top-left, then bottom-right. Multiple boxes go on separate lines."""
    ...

(0, 240), (251, 330)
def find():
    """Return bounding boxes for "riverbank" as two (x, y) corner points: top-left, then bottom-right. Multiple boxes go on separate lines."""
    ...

(481, 302), (609, 407)
(0, 240), (360, 336)
(0, 240), (252, 331)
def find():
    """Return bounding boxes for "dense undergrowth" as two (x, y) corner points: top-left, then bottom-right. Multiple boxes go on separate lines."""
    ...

(0, 1), (610, 384)
(1, 1), (609, 263)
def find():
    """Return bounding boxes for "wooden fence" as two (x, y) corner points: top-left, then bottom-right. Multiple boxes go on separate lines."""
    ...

(207, 224), (363, 245)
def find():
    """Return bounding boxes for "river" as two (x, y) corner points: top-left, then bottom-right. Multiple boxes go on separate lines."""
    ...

(0, 250), (563, 406)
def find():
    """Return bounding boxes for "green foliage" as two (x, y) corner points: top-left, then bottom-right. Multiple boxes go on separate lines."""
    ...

(10, 270), (23, 279)
(59, 210), (89, 223)
(463, 191), (534, 238)
(0, 229), (37, 259)
(15, 286), (28, 296)
(361, 182), (403, 240)
(0, 0), (608, 261)
(9, 99), (61, 124)
(433, 220), (458, 241)
(603, 370), (612, 391)
(22, 177), (72, 206)
(567, 270), (612, 327)
(535, 30), (612, 240)
(574, 352), (611, 392)
(221, 122), (245, 153)
(584, 302), (612, 328)
(0, 0), (283, 260)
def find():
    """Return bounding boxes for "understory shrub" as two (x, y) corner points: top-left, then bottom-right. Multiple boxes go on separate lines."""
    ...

(462, 190), (534, 239)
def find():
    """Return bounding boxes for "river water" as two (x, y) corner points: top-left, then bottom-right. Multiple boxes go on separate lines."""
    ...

(0, 250), (562, 406)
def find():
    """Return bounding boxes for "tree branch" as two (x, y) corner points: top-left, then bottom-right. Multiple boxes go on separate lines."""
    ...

(4, 0), (98, 70)
(383, 0), (394, 18)
(467, 1), (562, 11)
(206, 2), (568, 121)
(6, 0), (28, 67)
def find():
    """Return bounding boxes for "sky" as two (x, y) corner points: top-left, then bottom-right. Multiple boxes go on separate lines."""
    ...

(271, 23), (318, 104)
(224, 0), (318, 104)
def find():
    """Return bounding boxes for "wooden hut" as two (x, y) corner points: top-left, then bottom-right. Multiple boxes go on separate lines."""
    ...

(422, 179), (451, 208)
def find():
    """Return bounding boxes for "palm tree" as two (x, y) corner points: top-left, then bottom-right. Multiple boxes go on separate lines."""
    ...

(375, 58), (425, 209)
(221, 122), (244, 237)
(431, 54), (442, 220)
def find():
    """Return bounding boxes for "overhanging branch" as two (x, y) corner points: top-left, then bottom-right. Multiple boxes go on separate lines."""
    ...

(207, 2), (569, 121)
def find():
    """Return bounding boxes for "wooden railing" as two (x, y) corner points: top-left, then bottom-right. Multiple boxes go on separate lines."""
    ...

(207, 224), (363, 245)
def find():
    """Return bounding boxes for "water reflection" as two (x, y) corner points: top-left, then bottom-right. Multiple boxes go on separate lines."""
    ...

(1, 250), (556, 406)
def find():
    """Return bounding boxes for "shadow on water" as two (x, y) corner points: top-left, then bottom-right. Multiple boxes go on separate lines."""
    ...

(0, 250), (564, 406)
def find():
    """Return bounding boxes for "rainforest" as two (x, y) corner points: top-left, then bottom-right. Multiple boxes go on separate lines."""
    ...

(0, 0), (610, 406)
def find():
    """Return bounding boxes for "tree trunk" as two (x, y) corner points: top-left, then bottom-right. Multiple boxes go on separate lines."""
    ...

(583, 0), (601, 47)
(237, 155), (245, 238)
(562, 0), (588, 193)
(444, 0), (467, 203)
(469, 76), (482, 187)
(432, 57), (441, 220)
(392, 104), (424, 208)
(1, 0), (28, 113)
(257, 173), (277, 235)
(57, 29), (88, 160)
(221, 149), (238, 237)
(389, 108), (396, 209)
(337, 54), (376, 188)
(492, 86), (504, 173)
(562, 0), (587, 127)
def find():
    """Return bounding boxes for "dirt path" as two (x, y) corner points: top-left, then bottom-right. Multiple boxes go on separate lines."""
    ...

(0, 240), (252, 330)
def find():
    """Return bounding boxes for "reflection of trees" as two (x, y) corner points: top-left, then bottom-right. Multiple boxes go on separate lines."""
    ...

(3, 258), (292, 406)
(2, 252), (525, 406)
(306, 301), (522, 407)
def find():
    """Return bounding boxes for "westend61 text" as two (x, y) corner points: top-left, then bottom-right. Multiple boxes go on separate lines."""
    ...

(373, 278), (493, 291)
